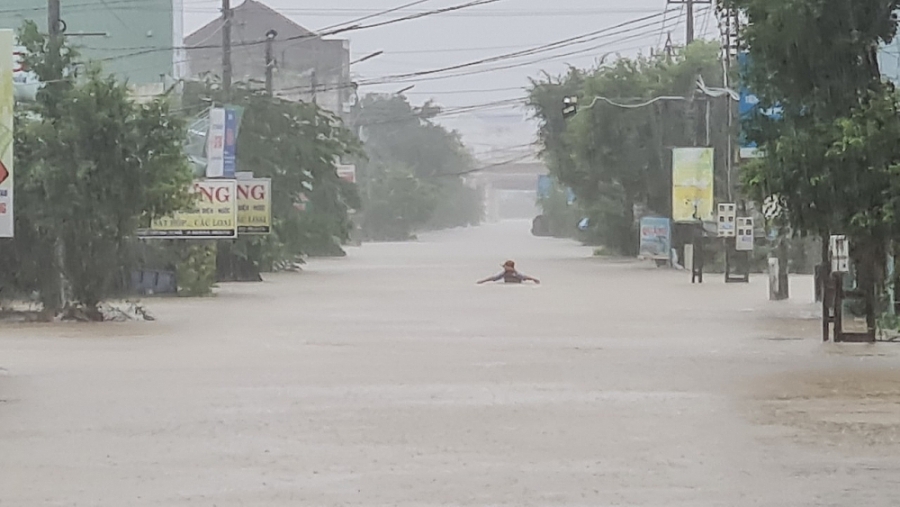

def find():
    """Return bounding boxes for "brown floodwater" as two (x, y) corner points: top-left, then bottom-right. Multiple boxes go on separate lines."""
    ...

(2, 220), (899, 506)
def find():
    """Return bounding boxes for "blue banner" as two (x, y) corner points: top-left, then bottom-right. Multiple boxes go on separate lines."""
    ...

(223, 107), (238, 178)
(537, 174), (552, 199)
(738, 52), (782, 159)
(639, 217), (671, 260)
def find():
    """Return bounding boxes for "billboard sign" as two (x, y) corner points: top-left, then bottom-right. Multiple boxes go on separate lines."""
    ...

(139, 179), (237, 238)
(205, 107), (226, 178)
(0, 30), (14, 237)
(237, 178), (272, 235)
(672, 147), (715, 223)
(639, 217), (671, 260)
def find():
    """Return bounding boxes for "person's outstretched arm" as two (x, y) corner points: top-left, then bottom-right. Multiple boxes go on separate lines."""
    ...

(477, 273), (504, 284)
(523, 274), (541, 284)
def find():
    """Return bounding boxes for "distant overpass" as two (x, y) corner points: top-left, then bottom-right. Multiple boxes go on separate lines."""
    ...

(466, 160), (547, 221)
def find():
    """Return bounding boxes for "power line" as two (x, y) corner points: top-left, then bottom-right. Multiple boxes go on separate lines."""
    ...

(373, 9), (671, 80)
(96, 0), (502, 63)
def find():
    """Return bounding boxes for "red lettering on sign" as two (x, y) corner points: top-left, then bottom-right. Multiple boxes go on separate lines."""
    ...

(214, 187), (231, 202)
(13, 51), (26, 73)
(238, 184), (266, 200)
(194, 184), (231, 203)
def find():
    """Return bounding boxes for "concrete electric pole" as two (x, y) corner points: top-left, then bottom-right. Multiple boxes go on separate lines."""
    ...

(222, 0), (233, 99)
(666, 0), (712, 46)
(265, 29), (277, 96)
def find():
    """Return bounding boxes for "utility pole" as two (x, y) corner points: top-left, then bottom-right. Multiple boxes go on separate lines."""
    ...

(222, 0), (232, 99)
(48, 0), (61, 40)
(48, 0), (69, 311)
(265, 29), (277, 96)
(311, 70), (318, 105)
(47, 0), (62, 77)
(686, 0), (694, 45)
(666, 0), (712, 47)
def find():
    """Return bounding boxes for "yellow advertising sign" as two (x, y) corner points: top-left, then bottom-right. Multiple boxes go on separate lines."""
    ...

(0, 30), (14, 238)
(672, 147), (715, 223)
(237, 178), (271, 234)
(139, 179), (237, 238)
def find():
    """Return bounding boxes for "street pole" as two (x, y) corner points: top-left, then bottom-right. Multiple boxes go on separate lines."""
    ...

(222, 0), (232, 99)
(265, 29), (277, 96)
(311, 69), (318, 105)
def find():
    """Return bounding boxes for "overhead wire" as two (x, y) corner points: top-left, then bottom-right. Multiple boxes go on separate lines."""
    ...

(96, 0), (503, 63)
(271, 10), (686, 96)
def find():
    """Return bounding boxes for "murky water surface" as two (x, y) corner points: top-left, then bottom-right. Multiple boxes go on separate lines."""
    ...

(2, 221), (899, 506)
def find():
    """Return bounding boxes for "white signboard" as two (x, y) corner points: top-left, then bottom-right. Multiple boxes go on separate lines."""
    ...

(717, 203), (736, 238)
(736, 217), (755, 251)
(0, 30), (14, 237)
(205, 107), (226, 178)
(336, 164), (356, 183)
(830, 235), (850, 273)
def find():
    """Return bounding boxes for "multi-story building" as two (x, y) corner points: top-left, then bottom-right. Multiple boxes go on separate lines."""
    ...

(184, 0), (352, 115)
(0, 0), (186, 89)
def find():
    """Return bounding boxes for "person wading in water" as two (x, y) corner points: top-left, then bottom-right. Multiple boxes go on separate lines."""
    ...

(477, 260), (541, 285)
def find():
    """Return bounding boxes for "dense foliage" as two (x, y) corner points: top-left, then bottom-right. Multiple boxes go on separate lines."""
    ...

(0, 22), (193, 315)
(352, 94), (483, 241)
(727, 0), (900, 320)
(529, 42), (728, 254)
(182, 81), (361, 279)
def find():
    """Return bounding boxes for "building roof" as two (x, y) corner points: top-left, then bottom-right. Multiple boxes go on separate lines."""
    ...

(185, 0), (315, 48)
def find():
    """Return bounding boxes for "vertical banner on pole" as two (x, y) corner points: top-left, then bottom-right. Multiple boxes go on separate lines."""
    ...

(206, 107), (226, 178)
(222, 107), (238, 178)
(0, 30), (15, 238)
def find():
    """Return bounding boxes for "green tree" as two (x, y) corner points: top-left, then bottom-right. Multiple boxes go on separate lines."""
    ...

(182, 82), (361, 278)
(1, 21), (192, 316)
(529, 42), (727, 254)
(730, 0), (900, 325)
(351, 94), (483, 240)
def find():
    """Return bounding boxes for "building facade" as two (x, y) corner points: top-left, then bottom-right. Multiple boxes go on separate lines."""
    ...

(0, 0), (185, 86)
(185, 0), (352, 115)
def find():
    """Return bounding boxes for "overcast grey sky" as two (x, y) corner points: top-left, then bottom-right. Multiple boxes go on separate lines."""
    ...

(184, 0), (720, 160)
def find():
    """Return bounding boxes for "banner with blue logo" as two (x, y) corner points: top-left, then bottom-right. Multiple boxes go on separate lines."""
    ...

(738, 52), (782, 159)
(223, 107), (238, 178)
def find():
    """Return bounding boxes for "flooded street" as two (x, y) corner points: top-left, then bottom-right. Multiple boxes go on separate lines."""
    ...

(2, 221), (900, 506)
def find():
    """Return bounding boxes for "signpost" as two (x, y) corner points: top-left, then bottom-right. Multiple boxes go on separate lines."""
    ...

(138, 180), (237, 238)
(237, 178), (271, 234)
(717, 203), (736, 238)
(0, 30), (14, 238)
(735, 217), (755, 252)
